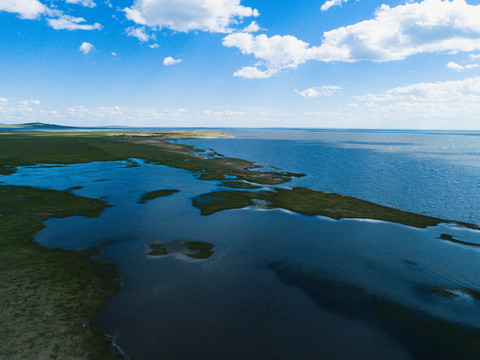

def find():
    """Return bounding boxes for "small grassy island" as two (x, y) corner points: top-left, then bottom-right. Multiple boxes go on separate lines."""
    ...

(137, 189), (180, 204)
(2, 127), (480, 359)
(147, 241), (215, 259)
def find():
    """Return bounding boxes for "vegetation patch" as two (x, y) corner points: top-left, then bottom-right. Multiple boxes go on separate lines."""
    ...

(147, 240), (214, 260)
(137, 189), (180, 204)
(439, 233), (480, 247)
(0, 131), (303, 185)
(0, 185), (121, 359)
(184, 241), (215, 259)
(192, 188), (478, 229)
(147, 243), (168, 256)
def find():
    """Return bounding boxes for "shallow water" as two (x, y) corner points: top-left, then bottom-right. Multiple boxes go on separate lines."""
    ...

(2, 135), (480, 359)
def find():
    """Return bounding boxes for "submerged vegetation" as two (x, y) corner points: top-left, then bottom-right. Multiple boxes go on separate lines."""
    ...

(138, 189), (180, 204)
(0, 185), (121, 359)
(147, 240), (215, 259)
(270, 263), (480, 360)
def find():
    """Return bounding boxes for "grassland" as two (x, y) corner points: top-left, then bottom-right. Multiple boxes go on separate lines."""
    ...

(0, 185), (121, 359)
(0, 131), (298, 184)
(192, 188), (479, 229)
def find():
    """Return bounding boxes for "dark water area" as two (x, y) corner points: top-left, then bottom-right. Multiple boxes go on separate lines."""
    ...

(180, 129), (480, 225)
(3, 131), (480, 359)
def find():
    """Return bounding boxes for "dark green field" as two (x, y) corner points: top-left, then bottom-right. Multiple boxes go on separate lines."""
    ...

(0, 186), (121, 359)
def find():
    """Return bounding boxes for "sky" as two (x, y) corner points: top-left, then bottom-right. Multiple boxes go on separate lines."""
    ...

(1, 0), (480, 129)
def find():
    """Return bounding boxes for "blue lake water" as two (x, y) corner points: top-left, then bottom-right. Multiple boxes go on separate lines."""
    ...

(2, 129), (480, 359)
(180, 129), (480, 225)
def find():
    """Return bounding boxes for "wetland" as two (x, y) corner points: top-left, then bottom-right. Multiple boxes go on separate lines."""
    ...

(2, 128), (480, 359)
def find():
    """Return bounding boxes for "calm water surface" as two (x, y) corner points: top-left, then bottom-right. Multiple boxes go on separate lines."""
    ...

(2, 130), (480, 359)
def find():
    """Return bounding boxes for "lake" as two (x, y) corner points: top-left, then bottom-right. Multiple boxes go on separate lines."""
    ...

(2, 129), (480, 359)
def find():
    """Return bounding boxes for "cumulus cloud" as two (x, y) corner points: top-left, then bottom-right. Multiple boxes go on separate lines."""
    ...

(126, 26), (153, 42)
(79, 42), (95, 54)
(223, 33), (315, 78)
(149, 43), (159, 49)
(447, 61), (465, 71)
(224, 0), (480, 78)
(0, 0), (102, 31)
(163, 56), (182, 66)
(65, 0), (96, 8)
(48, 15), (102, 30)
(295, 85), (342, 97)
(0, 0), (48, 19)
(242, 21), (260, 33)
(446, 61), (479, 71)
(124, 0), (259, 33)
(321, 0), (348, 12)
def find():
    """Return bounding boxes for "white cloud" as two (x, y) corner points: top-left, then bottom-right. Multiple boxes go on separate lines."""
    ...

(223, 33), (314, 78)
(295, 85), (342, 97)
(48, 15), (102, 30)
(447, 61), (479, 71)
(321, 0), (348, 12)
(79, 42), (95, 54)
(65, 0), (96, 8)
(233, 66), (272, 79)
(0, 0), (102, 31)
(447, 61), (465, 71)
(242, 21), (260, 33)
(124, 0), (259, 33)
(224, 0), (480, 78)
(126, 26), (153, 42)
(0, 0), (48, 19)
(470, 54), (480, 60)
(351, 76), (480, 127)
(163, 56), (182, 66)
(148, 43), (159, 49)
(112, 52), (117, 56)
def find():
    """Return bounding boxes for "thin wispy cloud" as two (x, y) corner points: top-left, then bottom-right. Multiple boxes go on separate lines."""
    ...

(295, 86), (342, 97)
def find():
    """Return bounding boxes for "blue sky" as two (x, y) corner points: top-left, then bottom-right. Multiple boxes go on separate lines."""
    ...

(1, 0), (480, 129)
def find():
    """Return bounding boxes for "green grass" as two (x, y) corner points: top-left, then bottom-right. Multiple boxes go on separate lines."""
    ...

(0, 185), (122, 359)
(0, 132), (300, 185)
(192, 188), (479, 229)
(137, 189), (180, 204)
(147, 241), (214, 259)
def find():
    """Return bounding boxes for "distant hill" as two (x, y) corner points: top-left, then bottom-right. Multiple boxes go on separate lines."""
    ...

(0, 122), (75, 129)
